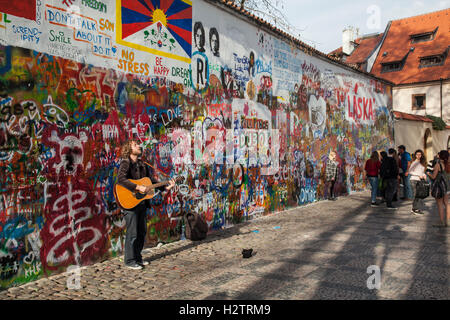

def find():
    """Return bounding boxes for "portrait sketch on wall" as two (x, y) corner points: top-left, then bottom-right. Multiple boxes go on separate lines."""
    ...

(194, 21), (205, 52)
(209, 27), (220, 57)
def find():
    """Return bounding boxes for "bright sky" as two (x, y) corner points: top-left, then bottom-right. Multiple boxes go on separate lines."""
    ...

(282, 0), (450, 54)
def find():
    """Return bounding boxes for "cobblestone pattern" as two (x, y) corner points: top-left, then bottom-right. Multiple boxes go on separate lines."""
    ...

(0, 191), (448, 300)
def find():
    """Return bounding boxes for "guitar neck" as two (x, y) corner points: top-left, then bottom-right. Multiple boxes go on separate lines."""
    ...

(149, 181), (170, 189)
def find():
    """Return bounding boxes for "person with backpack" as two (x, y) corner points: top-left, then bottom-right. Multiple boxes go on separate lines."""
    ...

(391, 149), (400, 202)
(407, 150), (427, 215)
(427, 150), (449, 228)
(380, 148), (399, 210)
(364, 151), (381, 207)
(398, 145), (413, 200)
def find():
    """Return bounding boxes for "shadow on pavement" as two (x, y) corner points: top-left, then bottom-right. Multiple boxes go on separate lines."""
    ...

(205, 193), (448, 300)
(204, 193), (376, 300)
(308, 203), (405, 299)
(403, 198), (449, 299)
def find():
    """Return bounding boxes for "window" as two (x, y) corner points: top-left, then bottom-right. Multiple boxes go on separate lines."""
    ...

(410, 28), (438, 44)
(411, 33), (434, 43)
(381, 61), (403, 73)
(420, 53), (447, 67)
(412, 94), (426, 110)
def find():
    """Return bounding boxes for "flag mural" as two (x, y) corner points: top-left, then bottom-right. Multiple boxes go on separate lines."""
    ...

(0, 0), (36, 21)
(118, 0), (192, 63)
(0, 0), (394, 290)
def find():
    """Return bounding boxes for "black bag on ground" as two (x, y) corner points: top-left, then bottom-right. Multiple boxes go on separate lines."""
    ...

(415, 180), (430, 199)
(184, 212), (208, 241)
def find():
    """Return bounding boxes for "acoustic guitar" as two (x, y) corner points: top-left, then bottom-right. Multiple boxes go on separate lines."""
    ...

(114, 176), (182, 210)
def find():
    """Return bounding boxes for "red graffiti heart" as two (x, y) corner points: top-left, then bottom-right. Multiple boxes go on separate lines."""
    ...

(66, 88), (97, 112)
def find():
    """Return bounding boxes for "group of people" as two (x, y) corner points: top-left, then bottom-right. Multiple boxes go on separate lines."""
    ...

(364, 145), (450, 227)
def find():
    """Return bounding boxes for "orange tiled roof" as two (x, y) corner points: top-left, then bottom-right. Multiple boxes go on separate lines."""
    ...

(393, 111), (433, 122)
(408, 26), (438, 36)
(345, 33), (384, 64)
(380, 49), (410, 63)
(327, 33), (384, 67)
(328, 47), (343, 57)
(371, 8), (450, 85)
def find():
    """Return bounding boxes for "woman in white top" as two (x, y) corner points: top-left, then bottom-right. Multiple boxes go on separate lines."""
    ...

(406, 149), (427, 214)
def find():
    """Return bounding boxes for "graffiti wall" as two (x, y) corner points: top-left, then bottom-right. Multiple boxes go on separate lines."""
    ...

(0, 0), (393, 288)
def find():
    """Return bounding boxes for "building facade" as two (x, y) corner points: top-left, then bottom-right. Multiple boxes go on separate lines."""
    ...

(330, 8), (450, 156)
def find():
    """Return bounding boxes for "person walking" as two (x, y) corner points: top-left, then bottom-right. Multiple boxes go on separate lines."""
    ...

(325, 151), (339, 200)
(427, 150), (449, 228)
(378, 151), (388, 201)
(364, 151), (381, 207)
(391, 149), (400, 202)
(398, 145), (412, 200)
(407, 150), (427, 215)
(380, 148), (399, 210)
(117, 139), (175, 270)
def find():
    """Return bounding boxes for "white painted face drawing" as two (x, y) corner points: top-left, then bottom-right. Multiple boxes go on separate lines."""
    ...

(308, 95), (326, 133)
(48, 130), (87, 175)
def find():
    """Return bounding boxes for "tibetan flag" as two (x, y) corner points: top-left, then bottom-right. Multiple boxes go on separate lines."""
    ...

(117, 0), (192, 63)
(0, 0), (36, 21)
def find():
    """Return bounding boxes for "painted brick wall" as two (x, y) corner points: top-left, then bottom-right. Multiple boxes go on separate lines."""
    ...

(0, 0), (394, 289)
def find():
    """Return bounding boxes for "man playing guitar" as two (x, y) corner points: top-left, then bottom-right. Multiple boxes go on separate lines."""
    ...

(117, 139), (175, 270)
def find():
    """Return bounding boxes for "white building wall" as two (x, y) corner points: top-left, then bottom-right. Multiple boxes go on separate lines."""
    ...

(394, 120), (450, 157)
(443, 82), (450, 123)
(393, 82), (450, 122)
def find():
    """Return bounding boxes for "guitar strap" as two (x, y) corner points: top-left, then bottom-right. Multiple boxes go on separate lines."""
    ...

(142, 160), (175, 200)
(142, 160), (171, 178)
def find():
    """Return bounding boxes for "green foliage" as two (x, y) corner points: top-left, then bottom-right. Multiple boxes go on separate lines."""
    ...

(426, 115), (446, 131)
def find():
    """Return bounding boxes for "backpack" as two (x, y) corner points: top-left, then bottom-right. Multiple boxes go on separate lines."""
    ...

(184, 212), (208, 241)
(431, 163), (448, 199)
(384, 163), (393, 178)
(382, 158), (397, 178)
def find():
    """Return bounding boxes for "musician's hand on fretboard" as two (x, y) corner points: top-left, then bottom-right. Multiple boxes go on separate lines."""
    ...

(165, 178), (176, 190)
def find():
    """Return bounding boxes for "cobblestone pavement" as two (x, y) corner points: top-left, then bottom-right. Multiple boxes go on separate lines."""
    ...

(1, 191), (449, 300)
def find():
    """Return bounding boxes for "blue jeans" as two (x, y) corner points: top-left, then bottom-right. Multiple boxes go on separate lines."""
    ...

(368, 177), (378, 203)
(401, 173), (413, 199)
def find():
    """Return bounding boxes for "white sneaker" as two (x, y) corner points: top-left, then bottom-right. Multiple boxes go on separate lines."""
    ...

(126, 263), (143, 270)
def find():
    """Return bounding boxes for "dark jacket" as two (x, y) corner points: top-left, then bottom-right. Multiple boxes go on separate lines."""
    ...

(380, 156), (399, 179)
(117, 158), (165, 193)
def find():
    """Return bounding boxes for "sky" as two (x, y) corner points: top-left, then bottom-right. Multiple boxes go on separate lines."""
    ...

(280, 0), (450, 54)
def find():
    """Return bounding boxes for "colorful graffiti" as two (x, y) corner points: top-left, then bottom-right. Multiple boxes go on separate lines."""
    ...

(0, 0), (394, 289)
